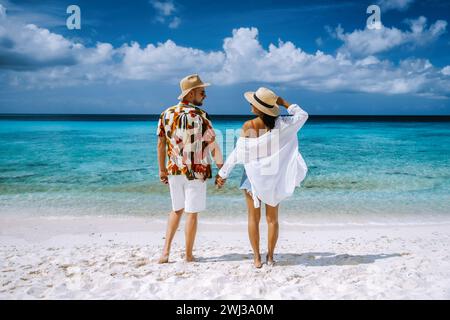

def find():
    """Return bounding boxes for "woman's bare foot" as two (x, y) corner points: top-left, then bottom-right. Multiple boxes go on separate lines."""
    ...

(254, 254), (262, 268)
(266, 254), (275, 266)
(185, 255), (196, 262)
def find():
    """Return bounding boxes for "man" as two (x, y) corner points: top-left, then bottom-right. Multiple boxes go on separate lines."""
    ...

(157, 74), (223, 263)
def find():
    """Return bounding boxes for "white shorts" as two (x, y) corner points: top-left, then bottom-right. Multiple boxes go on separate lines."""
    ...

(168, 175), (207, 213)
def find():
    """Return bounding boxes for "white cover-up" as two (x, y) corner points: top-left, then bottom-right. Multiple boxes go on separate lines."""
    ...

(218, 104), (309, 208)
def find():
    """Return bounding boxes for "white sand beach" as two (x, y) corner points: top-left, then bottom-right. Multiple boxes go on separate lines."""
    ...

(1, 216), (450, 300)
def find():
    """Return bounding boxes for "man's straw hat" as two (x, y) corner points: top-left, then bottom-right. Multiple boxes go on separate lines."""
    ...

(177, 74), (210, 100)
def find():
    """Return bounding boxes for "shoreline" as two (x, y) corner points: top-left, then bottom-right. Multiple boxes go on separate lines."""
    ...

(2, 215), (450, 242)
(2, 212), (450, 227)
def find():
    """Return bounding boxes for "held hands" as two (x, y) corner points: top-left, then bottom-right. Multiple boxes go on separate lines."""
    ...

(215, 174), (226, 189)
(276, 96), (290, 108)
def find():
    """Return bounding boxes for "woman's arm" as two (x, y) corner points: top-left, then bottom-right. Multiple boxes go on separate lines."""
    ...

(277, 97), (308, 128)
(215, 122), (250, 187)
(215, 147), (238, 188)
(217, 121), (249, 179)
(217, 147), (238, 179)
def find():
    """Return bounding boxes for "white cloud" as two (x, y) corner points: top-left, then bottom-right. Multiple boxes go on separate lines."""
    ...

(116, 40), (224, 80)
(94, 27), (450, 97)
(0, 22), (79, 69)
(335, 16), (447, 57)
(150, 0), (180, 28)
(0, 9), (113, 71)
(168, 16), (180, 29)
(377, 0), (415, 11)
(442, 66), (450, 76)
(150, 0), (175, 17)
(315, 37), (323, 47)
(0, 4), (6, 19)
(81, 42), (114, 65)
(0, 6), (449, 98)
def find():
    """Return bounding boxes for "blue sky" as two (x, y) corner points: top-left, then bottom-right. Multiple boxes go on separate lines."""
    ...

(0, 0), (449, 115)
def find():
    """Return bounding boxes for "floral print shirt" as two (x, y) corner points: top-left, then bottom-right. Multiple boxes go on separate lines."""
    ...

(156, 101), (216, 180)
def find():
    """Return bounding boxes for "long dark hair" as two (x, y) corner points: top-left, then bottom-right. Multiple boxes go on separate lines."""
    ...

(261, 113), (278, 130)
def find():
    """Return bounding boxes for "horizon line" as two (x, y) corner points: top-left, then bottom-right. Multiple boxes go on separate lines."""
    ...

(1, 113), (450, 116)
(1, 113), (450, 122)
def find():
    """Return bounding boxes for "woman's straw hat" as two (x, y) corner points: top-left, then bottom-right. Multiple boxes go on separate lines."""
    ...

(244, 87), (280, 117)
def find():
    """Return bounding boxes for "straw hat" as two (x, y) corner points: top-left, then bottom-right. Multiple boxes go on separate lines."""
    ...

(177, 74), (210, 100)
(244, 87), (279, 117)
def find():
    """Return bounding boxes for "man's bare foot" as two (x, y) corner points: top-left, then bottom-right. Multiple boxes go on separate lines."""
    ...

(158, 254), (169, 264)
(254, 255), (262, 268)
(185, 255), (196, 262)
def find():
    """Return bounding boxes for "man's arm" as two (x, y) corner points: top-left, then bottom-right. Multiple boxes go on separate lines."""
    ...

(157, 136), (168, 184)
(201, 114), (223, 169)
(210, 140), (224, 169)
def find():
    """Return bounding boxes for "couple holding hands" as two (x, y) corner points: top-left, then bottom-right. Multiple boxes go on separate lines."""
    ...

(156, 74), (308, 268)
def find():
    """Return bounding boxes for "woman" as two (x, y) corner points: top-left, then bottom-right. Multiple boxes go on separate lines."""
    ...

(215, 87), (308, 268)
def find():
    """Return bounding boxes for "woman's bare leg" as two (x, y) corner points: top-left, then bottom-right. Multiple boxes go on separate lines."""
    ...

(244, 191), (262, 268)
(265, 203), (279, 264)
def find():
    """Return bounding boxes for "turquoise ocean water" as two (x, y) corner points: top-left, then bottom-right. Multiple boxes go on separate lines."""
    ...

(1, 116), (449, 225)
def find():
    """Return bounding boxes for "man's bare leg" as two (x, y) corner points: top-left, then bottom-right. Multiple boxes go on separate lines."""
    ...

(185, 212), (198, 262)
(158, 208), (184, 263)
